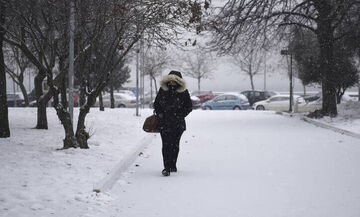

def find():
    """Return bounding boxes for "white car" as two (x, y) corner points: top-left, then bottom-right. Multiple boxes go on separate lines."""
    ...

(253, 95), (322, 112)
(95, 93), (136, 108)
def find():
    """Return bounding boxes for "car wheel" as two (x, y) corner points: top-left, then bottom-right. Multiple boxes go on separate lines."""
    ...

(233, 106), (241, 110)
(256, 105), (265, 110)
(204, 106), (212, 110)
(118, 104), (126, 108)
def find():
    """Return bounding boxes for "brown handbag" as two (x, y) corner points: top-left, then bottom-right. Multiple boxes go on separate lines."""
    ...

(143, 114), (159, 133)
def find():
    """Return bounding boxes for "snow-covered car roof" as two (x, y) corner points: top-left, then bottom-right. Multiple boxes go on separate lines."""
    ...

(269, 94), (302, 99)
(190, 95), (200, 101)
(216, 92), (248, 101)
(104, 93), (136, 101)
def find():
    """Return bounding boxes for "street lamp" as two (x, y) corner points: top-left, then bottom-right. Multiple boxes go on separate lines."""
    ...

(280, 49), (293, 112)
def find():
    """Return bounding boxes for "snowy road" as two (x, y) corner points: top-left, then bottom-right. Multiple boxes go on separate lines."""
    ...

(110, 110), (360, 217)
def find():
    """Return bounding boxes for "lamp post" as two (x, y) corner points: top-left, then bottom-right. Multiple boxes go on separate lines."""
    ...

(136, 41), (140, 117)
(281, 49), (293, 112)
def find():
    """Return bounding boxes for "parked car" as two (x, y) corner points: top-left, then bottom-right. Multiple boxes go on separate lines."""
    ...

(6, 93), (25, 107)
(191, 95), (201, 109)
(240, 90), (277, 106)
(191, 90), (215, 103)
(253, 95), (297, 111)
(149, 95), (202, 110)
(117, 90), (136, 97)
(94, 93), (136, 108)
(201, 93), (250, 110)
(253, 95), (322, 112)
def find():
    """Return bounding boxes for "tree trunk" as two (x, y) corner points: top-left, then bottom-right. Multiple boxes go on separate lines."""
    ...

(198, 77), (201, 92)
(75, 93), (98, 149)
(79, 81), (86, 107)
(336, 87), (346, 104)
(150, 76), (153, 103)
(316, 4), (337, 117)
(34, 72), (49, 129)
(249, 73), (255, 91)
(110, 84), (115, 109)
(50, 87), (77, 149)
(153, 76), (158, 94)
(60, 72), (67, 109)
(18, 81), (29, 106)
(16, 71), (29, 107)
(358, 79), (360, 102)
(99, 93), (104, 111)
(303, 83), (306, 96)
(0, 3), (10, 137)
(76, 107), (90, 149)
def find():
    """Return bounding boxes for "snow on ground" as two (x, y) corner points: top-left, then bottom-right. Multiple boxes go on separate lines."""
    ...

(1, 108), (360, 217)
(0, 107), (153, 217)
(109, 110), (360, 217)
(317, 101), (360, 133)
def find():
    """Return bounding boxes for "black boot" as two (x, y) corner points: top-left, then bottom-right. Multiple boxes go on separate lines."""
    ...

(162, 169), (170, 176)
(170, 167), (177, 172)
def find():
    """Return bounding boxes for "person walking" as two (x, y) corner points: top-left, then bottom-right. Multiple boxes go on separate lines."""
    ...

(154, 70), (192, 176)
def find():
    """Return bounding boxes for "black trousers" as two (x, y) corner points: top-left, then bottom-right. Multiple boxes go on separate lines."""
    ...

(160, 130), (184, 170)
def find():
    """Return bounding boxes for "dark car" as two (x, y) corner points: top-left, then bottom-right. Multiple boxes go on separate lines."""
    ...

(240, 90), (277, 106)
(149, 95), (201, 110)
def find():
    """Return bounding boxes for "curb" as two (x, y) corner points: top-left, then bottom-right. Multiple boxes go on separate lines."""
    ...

(93, 134), (157, 193)
(300, 116), (360, 139)
(276, 111), (360, 140)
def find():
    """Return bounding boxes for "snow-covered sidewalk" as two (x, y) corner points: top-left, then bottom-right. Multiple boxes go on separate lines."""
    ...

(109, 111), (360, 217)
(1, 109), (360, 217)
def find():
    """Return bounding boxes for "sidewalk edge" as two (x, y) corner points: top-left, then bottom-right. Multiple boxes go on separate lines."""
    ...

(276, 111), (360, 140)
(93, 134), (157, 193)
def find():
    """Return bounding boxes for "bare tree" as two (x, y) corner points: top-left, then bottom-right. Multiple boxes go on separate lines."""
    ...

(144, 48), (171, 101)
(0, 0), (10, 138)
(4, 46), (33, 106)
(210, 0), (360, 117)
(4, 0), (68, 129)
(180, 45), (215, 92)
(231, 46), (263, 91)
(2, 0), (207, 148)
(73, 0), (207, 148)
(107, 58), (131, 109)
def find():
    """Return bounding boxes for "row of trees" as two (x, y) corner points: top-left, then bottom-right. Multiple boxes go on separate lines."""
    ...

(209, 0), (360, 116)
(0, 0), (208, 145)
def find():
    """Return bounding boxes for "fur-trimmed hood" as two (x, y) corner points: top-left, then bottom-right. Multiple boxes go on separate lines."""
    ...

(160, 74), (187, 93)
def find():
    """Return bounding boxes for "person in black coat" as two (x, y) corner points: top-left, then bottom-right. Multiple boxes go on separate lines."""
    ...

(154, 70), (192, 176)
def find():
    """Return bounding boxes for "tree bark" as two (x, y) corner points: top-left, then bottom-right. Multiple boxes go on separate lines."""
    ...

(110, 84), (115, 109)
(152, 76), (158, 94)
(0, 1), (10, 137)
(79, 81), (86, 107)
(358, 82), (360, 102)
(75, 93), (98, 149)
(249, 73), (255, 91)
(316, 4), (337, 117)
(60, 74), (67, 109)
(99, 92), (104, 111)
(198, 77), (201, 92)
(14, 71), (29, 107)
(18, 81), (29, 106)
(50, 86), (77, 149)
(34, 72), (48, 129)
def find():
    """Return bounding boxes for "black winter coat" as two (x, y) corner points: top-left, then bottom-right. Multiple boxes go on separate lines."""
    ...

(154, 88), (192, 132)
